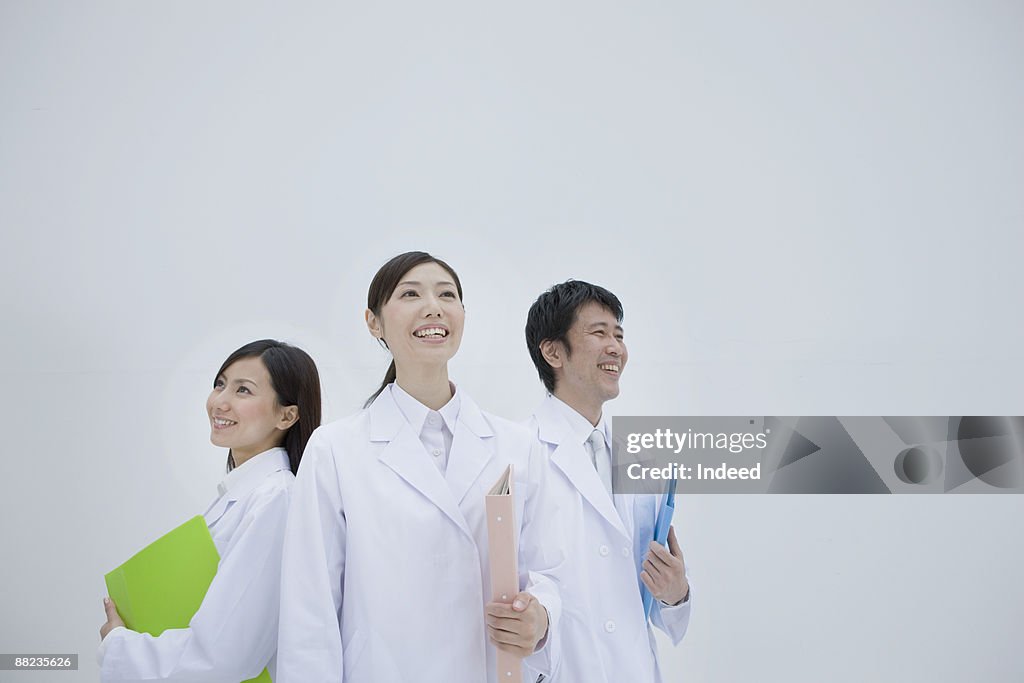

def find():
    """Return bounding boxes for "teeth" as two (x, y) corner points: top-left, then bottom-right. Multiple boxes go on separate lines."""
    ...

(599, 364), (619, 372)
(213, 418), (236, 426)
(414, 327), (448, 338)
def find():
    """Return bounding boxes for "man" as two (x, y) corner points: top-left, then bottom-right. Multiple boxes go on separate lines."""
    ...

(524, 280), (691, 682)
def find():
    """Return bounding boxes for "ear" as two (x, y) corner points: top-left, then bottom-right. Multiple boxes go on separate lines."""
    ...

(277, 405), (299, 431)
(539, 339), (564, 370)
(365, 308), (383, 339)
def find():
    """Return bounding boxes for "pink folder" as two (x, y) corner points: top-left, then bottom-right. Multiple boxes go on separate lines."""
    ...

(485, 464), (522, 681)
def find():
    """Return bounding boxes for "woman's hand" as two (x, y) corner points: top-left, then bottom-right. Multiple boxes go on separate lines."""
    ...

(485, 592), (549, 658)
(99, 597), (125, 640)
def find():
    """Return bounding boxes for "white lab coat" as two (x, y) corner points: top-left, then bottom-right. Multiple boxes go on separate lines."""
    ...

(526, 395), (691, 683)
(276, 385), (564, 683)
(99, 447), (293, 682)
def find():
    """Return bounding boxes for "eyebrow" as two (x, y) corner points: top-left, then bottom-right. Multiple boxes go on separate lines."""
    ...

(218, 375), (258, 386)
(396, 280), (457, 288)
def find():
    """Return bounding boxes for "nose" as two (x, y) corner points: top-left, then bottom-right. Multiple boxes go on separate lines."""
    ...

(421, 292), (444, 318)
(211, 388), (232, 412)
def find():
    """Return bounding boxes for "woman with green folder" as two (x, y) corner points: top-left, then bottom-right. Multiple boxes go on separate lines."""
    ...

(99, 340), (321, 682)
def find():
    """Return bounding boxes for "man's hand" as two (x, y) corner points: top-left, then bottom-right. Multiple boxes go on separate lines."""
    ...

(485, 591), (549, 658)
(100, 597), (125, 640)
(640, 525), (689, 605)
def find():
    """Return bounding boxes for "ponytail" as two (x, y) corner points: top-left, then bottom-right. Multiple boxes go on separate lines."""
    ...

(364, 359), (396, 408)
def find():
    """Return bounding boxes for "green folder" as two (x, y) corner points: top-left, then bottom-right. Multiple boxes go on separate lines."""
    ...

(104, 515), (271, 683)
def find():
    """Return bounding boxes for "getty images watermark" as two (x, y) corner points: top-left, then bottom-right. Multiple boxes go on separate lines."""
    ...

(611, 417), (1024, 494)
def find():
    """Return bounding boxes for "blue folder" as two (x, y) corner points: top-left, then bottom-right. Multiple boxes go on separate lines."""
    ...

(641, 478), (677, 620)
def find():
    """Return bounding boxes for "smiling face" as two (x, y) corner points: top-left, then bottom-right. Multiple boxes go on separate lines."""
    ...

(543, 301), (627, 423)
(365, 261), (466, 372)
(206, 356), (297, 467)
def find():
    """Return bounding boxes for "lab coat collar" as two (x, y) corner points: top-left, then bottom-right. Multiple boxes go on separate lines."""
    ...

(534, 394), (629, 541)
(370, 383), (493, 442)
(550, 394), (611, 449)
(204, 447), (290, 526)
(391, 380), (463, 436)
(369, 384), (493, 542)
(370, 382), (493, 440)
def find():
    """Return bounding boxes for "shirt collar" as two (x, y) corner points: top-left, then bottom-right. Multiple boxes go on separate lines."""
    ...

(390, 381), (461, 434)
(549, 393), (610, 449)
(216, 447), (291, 501)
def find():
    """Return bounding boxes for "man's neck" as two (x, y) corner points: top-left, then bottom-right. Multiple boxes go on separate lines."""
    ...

(552, 390), (603, 427)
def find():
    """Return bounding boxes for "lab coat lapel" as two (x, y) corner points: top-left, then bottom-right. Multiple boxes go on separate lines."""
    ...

(536, 397), (630, 541)
(370, 389), (474, 541)
(614, 493), (636, 534)
(444, 392), (495, 506)
(203, 449), (289, 527)
(203, 495), (234, 527)
(614, 492), (642, 549)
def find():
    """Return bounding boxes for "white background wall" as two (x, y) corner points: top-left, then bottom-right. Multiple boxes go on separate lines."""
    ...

(2, 1), (1022, 681)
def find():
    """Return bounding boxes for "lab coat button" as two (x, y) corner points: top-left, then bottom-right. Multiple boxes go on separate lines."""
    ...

(604, 620), (616, 633)
(622, 547), (630, 557)
(432, 449), (442, 457)
(599, 545), (609, 556)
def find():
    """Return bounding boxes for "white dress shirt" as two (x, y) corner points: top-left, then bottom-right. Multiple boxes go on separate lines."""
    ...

(391, 380), (460, 474)
(99, 447), (293, 682)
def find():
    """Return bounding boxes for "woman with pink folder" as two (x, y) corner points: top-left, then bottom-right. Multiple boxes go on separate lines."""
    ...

(98, 340), (322, 682)
(276, 252), (564, 683)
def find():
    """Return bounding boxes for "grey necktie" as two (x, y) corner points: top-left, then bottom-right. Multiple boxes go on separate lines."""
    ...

(588, 429), (613, 496)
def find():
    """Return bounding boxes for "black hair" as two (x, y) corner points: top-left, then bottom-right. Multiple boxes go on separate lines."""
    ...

(524, 280), (624, 392)
(363, 251), (463, 407)
(216, 339), (322, 475)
